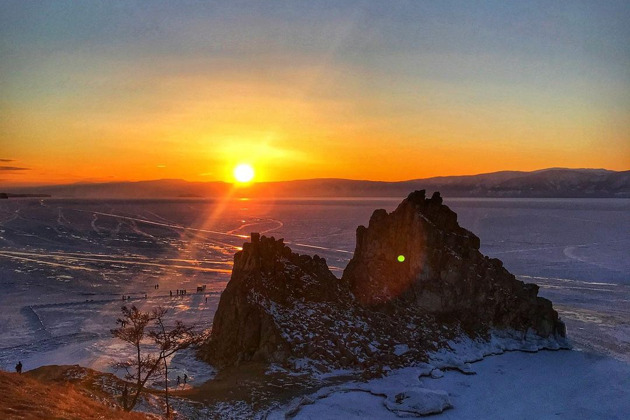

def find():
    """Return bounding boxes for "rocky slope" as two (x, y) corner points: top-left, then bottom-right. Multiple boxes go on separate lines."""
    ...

(0, 367), (149, 420)
(200, 191), (566, 371)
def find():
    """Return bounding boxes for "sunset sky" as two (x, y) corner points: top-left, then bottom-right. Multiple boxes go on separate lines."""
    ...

(1, 1), (629, 186)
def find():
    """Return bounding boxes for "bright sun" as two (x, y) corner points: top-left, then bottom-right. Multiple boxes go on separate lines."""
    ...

(233, 163), (255, 183)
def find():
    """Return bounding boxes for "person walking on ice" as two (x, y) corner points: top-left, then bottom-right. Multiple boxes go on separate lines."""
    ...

(15, 361), (22, 374)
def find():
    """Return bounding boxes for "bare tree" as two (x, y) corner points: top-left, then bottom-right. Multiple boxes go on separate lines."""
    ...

(111, 305), (161, 411)
(149, 307), (201, 418)
(111, 305), (201, 416)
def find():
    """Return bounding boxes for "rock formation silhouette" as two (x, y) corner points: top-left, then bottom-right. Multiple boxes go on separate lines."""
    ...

(200, 191), (566, 370)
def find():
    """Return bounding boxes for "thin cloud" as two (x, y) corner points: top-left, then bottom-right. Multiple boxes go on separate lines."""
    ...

(0, 166), (30, 171)
(0, 159), (15, 162)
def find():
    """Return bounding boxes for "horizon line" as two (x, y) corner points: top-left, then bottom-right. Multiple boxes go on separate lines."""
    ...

(3, 167), (625, 190)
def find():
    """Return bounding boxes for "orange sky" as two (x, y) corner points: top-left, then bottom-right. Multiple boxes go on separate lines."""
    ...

(1, 2), (629, 186)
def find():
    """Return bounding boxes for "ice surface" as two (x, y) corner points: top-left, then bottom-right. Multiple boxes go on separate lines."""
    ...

(0, 197), (629, 417)
(284, 349), (630, 419)
(273, 334), (628, 419)
(0, 198), (384, 373)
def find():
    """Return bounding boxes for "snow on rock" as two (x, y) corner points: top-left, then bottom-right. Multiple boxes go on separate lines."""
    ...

(384, 388), (452, 417)
(393, 344), (410, 356)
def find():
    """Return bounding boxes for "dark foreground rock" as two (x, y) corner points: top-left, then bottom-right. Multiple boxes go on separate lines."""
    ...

(343, 190), (565, 337)
(199, 191), (566, 371)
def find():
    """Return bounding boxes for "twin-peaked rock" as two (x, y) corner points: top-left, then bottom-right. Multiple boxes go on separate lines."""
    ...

(200, 191), (566, 370)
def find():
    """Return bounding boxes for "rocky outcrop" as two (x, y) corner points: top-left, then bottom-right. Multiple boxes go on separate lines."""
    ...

(200, 192), (566, 371)
(201, 233), (441, 370)
(202, 233), (348, 367)
(343, 190), (565, 337)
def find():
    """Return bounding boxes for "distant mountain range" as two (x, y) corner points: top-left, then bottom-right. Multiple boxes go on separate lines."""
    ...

(4, 168), (630, 199)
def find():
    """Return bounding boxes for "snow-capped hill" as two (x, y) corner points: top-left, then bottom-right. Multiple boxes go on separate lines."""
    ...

(487, 168), (630, 197)
(200, 191), (567, 372)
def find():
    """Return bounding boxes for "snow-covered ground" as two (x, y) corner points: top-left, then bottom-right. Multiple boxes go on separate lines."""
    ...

(0, 197), (629, 417)
(279, 349), (630, 419)
(268, 332), (630, 419)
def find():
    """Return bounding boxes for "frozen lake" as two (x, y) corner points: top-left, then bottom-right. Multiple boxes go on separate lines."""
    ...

(0, 197), (628, 378)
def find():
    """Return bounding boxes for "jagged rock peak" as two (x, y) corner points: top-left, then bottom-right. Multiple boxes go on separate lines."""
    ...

(234, 233), (331, 282)
(343, 191), (565, 339)
(199, 234), (348, 367)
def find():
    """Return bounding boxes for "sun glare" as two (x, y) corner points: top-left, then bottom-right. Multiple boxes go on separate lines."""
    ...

(233, 163), (255, 183)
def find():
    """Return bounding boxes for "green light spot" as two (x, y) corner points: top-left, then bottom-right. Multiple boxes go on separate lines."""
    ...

(397, 255), (405, 262)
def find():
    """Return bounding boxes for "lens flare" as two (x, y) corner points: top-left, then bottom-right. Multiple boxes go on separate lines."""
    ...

(397, 255), (405, 262)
